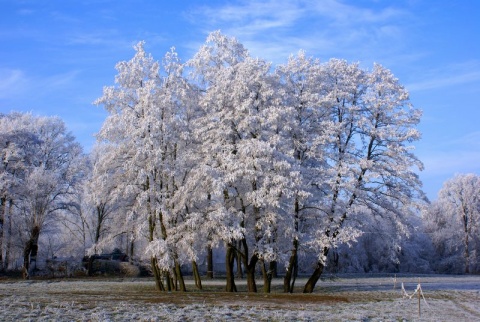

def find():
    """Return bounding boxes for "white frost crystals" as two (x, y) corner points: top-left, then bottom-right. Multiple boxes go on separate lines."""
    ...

(91, 31), (425, 293)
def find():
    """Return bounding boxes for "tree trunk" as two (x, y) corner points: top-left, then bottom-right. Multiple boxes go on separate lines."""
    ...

(462, 213), (470, 274)
(129, 236), (135, 264)
(245, 254), (259, 293)
(225, 243), (237, 292)
(206, 246), (213, 279)
(261, 260), (272, 293)
(284, 239), (298, 293)
(0, 196), (5, 271)
(270, 260), (278, 278)
(151, 257), (165, 291)
(285, 198), (300, 292)
(164, 271), (174, 291)
(235, 241), (244, 279)
(23, 225), (40, 279)
(87, 256), (95, 276)
(303, 261), (324, 293)
(464, 232), (470, 274)
(192, 260), (203, 290)
(4, 200), (12, 270)
(303, 247), (329, 293)
(175, 261), (186, 292)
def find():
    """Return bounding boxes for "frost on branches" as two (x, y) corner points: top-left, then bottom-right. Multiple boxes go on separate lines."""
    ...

(92, 32), (425, 293)
(0, 113), (83, 278)
(424, 174), (480, 274)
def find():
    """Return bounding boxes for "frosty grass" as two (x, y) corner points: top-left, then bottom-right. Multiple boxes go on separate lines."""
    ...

(1, 275), (479, 321)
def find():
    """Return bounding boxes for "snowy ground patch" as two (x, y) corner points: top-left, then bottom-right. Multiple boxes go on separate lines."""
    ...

(1, 275), (479, 321)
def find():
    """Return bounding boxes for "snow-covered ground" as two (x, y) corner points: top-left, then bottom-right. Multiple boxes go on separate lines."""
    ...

(1, 275), (479, 321)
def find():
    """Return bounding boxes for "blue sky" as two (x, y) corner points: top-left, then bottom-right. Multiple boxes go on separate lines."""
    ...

(1, 0), (479, 200)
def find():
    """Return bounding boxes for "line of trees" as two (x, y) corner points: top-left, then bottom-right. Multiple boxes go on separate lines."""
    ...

(1, 32), (478, 292)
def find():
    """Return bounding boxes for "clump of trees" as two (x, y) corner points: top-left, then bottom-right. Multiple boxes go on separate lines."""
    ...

(91, 31), (425, 293)
(2, 32), (478, 293)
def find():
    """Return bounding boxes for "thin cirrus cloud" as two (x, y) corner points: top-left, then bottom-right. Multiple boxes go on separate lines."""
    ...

(419, 131), (480, 177)
(0, 69), (79, 103)
(0, 69), (32, 101)
(406, 61), (480, 92)
(188, 0), (410, 63)
(421, 150), (480, 178)
(66, 30), (128, 47)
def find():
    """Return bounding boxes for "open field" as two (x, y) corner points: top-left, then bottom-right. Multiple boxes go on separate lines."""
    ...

(1, 275), (479, 321)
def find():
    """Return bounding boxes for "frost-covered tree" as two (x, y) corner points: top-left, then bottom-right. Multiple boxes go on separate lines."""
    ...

(187, 32), (296, 292)
(0, 114), (39, 271)
(95, 42), (198, 291)
(424, 174), (480, 273)
(323, 207), (433, 274)
(55, 144), (130, 275)
(92, 32), (425, 293)
(301, 61), (424, 292)
(274, 51), (332, 292)
(0, 113), (83, 278)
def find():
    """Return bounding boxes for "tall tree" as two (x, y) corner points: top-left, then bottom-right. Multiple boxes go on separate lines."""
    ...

(95, 42), (197, 291)
(424, 174), (480, 273)
(0, 113), (83, 278)
(302, 61), (424, 292)
(275, 51), (329, 293)
(188, 32), (293, 292)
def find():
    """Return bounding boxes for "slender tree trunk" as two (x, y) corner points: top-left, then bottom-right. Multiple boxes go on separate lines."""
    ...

(23, 225), (41, 279)
(175, 261), (186, 292)
(5, 200), (12, 270)
(303, 247), (329, 293)
(148, 209), (165, 291)
(151, 257), (165, 291)
(270, 261), (278, 278)
(0, 196), (5, 271)
(261, 260), (272, 293)
(87, 256), (95, 276)
(206, 246), (213, 279)
(245, 254), (259, 293)
(464, 231), (470, 274)
(192, 260), (202, 290)
(28, 226), (40, 274)
(303, 261), (324, 293)
(284, 238), (298, 293)
(284, 198), (300, 292)
(164, 271), (174, 291)
(225, 243), (237, 292)
(235, 240), (243, 279)
(172, 267), (178, 290)
(461, 212), (470, 274)
(129, 236), (135, 264)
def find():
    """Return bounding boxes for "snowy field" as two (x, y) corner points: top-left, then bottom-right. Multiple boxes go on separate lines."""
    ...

(1, 275), (479, 321)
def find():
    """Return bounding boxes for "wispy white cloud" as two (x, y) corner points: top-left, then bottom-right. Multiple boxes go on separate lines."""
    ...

(406, 61), (480, 92)
(42, 70), (80, 90)
(187, 0), (411, 63)
(190, 0), (304, 30)
(418, 131), (480, 178)
(67, 29), (121, 46)
(421, 150), (480, 177)
(0, 68), (79, 101)
(308, 0), (407, 25)
(0, 69), (30, 99)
